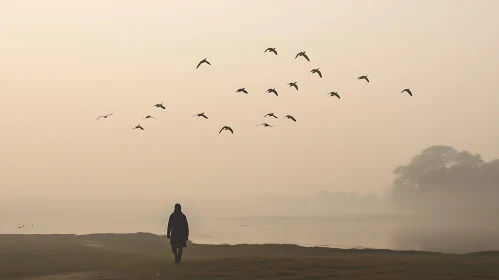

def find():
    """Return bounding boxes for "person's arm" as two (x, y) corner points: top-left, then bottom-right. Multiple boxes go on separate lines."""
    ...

(185, 216), (189, 241)
(167, 215), (172, 239)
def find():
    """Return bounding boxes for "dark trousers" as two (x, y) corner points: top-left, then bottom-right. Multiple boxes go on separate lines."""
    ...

(171, 246), (184, 263)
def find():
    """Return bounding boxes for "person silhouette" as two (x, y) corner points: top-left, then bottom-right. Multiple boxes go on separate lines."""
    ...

(167, 203), (189, 263)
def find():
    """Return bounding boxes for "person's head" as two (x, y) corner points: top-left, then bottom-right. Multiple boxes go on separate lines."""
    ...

(174, 203), (181, 211)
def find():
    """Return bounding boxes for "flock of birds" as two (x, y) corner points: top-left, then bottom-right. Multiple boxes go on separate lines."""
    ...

(97, 48), (414, 133)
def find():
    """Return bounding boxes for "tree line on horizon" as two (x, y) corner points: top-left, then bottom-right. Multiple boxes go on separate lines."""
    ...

(391, 145), (499, 215)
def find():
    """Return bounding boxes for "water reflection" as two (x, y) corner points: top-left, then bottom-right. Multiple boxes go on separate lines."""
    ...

(2, 216), (498, 253)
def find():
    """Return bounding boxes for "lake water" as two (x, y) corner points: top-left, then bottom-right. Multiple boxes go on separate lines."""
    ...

(2, 216), (499, 254)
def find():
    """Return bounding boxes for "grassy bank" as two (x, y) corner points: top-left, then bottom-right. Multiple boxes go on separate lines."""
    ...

(1, 233), (498, 279)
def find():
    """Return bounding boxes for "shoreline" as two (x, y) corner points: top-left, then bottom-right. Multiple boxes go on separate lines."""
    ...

(2, 232), (498, 255)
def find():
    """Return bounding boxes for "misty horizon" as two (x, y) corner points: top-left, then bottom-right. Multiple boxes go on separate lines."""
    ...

(2, 0), (499, 257)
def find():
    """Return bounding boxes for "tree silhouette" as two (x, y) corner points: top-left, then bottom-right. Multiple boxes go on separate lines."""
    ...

(391, 145), (498, 214)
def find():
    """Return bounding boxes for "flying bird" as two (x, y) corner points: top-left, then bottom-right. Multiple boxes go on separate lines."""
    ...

(258, 123), (274, 127)
(196, 58), (211, 69)
(358, 76), (369, 83)
(285, 115), (297, 122)
(236, 88), (248, 94)
(328, 92), (340, 99)
(287, 82), (298, 91)
(265, 47), (278, 55)
(192, 112), (208, 119)
(143, 115), (155, 119)
(219, 126), (234, 134)
(402, 88), (413, 96)
(133, 124), (144, 130)
(96, 113), (113, 120)
(266, 88), (278, 96)
(264, 113), (278, 119)
(295, 51), (310, 61)
(311, 68), (322, 78)
(154, 103), (166, 109)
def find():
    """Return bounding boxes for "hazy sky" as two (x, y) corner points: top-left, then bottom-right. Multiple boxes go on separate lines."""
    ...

(1, 0), (499, 203)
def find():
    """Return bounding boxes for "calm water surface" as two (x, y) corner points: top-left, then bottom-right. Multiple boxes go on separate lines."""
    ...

(2, 216), (498, 253)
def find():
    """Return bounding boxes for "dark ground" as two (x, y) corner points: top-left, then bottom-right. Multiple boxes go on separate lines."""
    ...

(1, 233), (498, 280)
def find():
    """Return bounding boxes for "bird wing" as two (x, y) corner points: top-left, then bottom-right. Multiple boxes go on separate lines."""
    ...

(336, 93), (340, 99)
(202, 114), (208, 119)
(196, 61), (202, 69)
(271, 49), (277, 55)
(318, 70), (322, 78)
(402, 89), (412, 96)
(302, 53), (310, 61)
(242, 89), (248, 94)
(295, 53), (300, 59)
(205, 60), (211, 65)
(293, 84), (298, 90)
(139, 126), (144, 130)
(365, 77), (370, 83)
(219, 127), (225, 134)
(227, 127), (234, 133)
(160, 105), (165, 109)
(274, 91), (278, 96)
(107, 113), (113, 117)
(97, 116), (102, 120)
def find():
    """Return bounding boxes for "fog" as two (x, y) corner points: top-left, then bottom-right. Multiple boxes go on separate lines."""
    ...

(1, 1), (499, 253)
